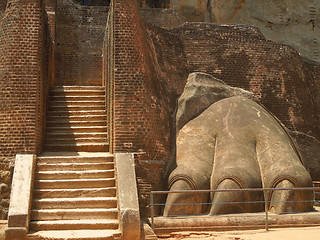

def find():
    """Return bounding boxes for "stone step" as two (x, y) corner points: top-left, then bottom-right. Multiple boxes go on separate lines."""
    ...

(33, 197), (117, 209)
(46, 120), (107, 127)
(45, 132), (108, 139)
(51, 86), (104, 90)
(37, 162), (114, 171)
(28, 229), (121, 240)
(36, 170), (114, 180)
(49, 105), (105, 111)
(47, 114), (107, 122)
(34, 178), (115, 189)
(37, 155), (113, 164)
(46, 126), (107, 133)
(43, 142), (109, 152)
(47, 110), (106, 117)
(31, 208), (118, 221)
(50, 100), (105, 106)
(50, 95), (105, 101)
(50, 89), (105, 96)
(29, 219), (118, 231)
(33, 187), (116, 198)
(46, 137), (108, 144)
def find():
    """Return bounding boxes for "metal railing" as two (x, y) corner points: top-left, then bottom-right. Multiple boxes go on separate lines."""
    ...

(150, 187), (320, 231)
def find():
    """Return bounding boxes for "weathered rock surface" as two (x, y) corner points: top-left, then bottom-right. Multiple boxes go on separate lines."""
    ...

(166, 96), (313, 216)
(176, 72), (320, 183)
(176, 72), (258, 131)
(171, 0), (320, 64)
(289, 130), (320, 181)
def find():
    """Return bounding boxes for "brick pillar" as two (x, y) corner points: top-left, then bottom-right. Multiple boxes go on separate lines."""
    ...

(111, 0), (170, 160)
(0, 0), (44, 158)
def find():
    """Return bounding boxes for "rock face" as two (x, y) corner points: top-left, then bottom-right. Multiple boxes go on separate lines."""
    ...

(171, 0), (320, 64)
(289, 130), (320, 181)
(176, 72), (258, 131)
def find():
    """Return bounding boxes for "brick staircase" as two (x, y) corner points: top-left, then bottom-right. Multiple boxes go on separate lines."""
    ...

(44, 86), (109, 152)
(28, 86), (120, 240)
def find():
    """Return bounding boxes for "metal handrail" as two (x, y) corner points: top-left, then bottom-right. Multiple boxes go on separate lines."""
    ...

(150, 187), (320, 231)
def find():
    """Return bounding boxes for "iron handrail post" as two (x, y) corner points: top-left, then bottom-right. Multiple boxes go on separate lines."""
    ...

(150, 192), (154, 230)
(264, 189), (269, 231)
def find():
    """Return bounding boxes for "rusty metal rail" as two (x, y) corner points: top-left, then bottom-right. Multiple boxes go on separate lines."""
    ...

(150, 187), (320, 231)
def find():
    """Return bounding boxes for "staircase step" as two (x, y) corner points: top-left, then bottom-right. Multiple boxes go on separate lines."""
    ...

(46, 138), (108, 144)
(28, 229), (121, 240)
(48, 115), (107, 121)
(49, 105), (105, 111)
(37, 155), (114, 164)
(51, 86), (104, 91)
(37, 162), (114, 171)
(36, 170), (114, 180)
(34, 178), (115, 189)
(49, 90), (105, 96)
(29, 219), (118, 231)
(31, 208), (118, 221)
(47, 109), (106, 116)
(33, 187), (116, 198)
(33, 197), (117, 209)
(45, 132), (108, 139)
(50, 100), (105, 106)
(47, 126), (107, 133)
(46, 120), (107, 127)
(50, 95), (105, 101)
(44, 142), (109, 152)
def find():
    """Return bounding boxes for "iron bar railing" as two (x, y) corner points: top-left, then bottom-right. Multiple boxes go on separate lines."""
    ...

(150, 187), (320, 231)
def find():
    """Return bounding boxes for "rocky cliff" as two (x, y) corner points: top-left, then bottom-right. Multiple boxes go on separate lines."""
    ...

(171, 0), (320, 64)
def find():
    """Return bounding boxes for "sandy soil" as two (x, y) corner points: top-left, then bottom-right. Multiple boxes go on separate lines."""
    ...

(161, 226), (320, 240)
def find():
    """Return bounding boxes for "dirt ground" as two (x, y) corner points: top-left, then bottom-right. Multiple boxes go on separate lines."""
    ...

(161, 226), (320, 240)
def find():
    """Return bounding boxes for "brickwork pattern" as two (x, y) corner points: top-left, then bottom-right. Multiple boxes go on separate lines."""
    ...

(0, 0), (53, 219)
(172, 23), (320, 139)
(55, 0), (108, 86)
(105, 0), (177, 206)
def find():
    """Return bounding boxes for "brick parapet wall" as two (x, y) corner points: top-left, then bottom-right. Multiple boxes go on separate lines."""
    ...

(55, 0), (108, 86)
(105, 0), (178, 210)
(0, 0), (53, 219)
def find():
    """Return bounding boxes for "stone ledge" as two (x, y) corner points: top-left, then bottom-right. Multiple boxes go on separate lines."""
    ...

(115, 153), (140, 240)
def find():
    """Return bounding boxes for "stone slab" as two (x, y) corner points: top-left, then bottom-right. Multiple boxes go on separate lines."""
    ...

(8, 155), (36, 228)
(115, 153), (140, 240)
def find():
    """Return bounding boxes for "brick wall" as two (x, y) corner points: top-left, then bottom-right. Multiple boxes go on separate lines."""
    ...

(55, 0), (108, 86)
(0, 0), (53, 219)
(105, 0), (183, 214)
(172, 23), (320, 140)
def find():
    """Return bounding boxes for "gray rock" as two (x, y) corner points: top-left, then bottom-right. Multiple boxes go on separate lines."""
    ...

(176, 72), (258, 131)
(172, 0), (320, 63)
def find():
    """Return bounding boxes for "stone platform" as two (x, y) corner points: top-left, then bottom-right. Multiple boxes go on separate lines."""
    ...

(153, 206), (320, 236)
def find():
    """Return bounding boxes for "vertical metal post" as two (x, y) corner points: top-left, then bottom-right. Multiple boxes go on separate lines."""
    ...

(150, 192), (154, 230)
(264, 189), (269, 231)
